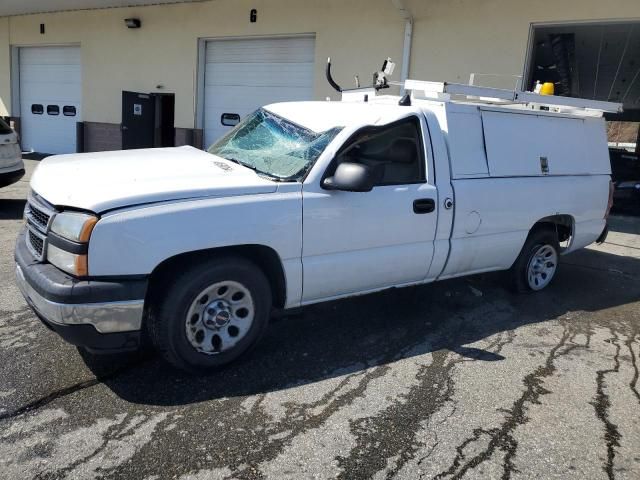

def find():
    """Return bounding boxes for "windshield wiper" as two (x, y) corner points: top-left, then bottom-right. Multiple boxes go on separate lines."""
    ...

(223, 157), (283, 182)
(223, 156), (253, 170)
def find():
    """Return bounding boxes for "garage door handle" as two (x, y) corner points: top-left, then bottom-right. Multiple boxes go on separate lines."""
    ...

(413, 198), (435, 214)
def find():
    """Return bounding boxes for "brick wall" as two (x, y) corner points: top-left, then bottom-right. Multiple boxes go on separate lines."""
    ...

(175, 128), (204, 149)
(83, 122), (121, 152)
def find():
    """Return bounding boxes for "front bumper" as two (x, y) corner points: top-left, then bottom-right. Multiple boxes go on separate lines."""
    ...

(596, 223), (609, 244)
(0, 168), (25, 187)
(15, 229), (147, 353)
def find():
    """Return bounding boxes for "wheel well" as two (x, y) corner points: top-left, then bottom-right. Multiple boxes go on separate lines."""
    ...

(146, 245), (287, 310)
(531, 214), (574, 248)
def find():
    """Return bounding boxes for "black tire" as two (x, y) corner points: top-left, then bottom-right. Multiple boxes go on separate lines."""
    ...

(509, 226), (560, 293)
(149, 255), (272, 372)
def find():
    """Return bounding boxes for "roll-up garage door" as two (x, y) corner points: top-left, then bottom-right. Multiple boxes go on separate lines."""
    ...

(19, 46), (82, 154)
(203, 36), (315, 148)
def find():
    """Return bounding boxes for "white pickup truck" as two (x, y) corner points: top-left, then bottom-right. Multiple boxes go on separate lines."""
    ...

(15, 80), (616, 371)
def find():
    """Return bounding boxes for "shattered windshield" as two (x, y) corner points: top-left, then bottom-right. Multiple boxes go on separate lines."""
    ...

(208, 108), (343, 181)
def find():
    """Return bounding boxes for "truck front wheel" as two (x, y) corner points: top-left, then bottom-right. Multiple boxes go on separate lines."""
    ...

(510, 227), (560, 293)
(149, 256), (272, 372)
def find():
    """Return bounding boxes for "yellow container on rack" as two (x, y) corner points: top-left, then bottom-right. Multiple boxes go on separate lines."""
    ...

(540, 82), (555, 95)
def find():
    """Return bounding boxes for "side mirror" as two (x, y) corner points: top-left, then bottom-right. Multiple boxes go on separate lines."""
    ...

(322, 162), (374, 192)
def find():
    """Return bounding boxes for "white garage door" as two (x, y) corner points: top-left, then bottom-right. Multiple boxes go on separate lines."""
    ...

(19, 46), (82, 154)
(203, 36), (315, 148)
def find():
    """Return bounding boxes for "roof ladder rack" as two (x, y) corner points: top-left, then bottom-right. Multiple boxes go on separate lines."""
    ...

(404, 79), (624, 114)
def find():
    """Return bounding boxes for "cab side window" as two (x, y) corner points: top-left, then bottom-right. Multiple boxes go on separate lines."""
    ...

(335, 117), (425, 186)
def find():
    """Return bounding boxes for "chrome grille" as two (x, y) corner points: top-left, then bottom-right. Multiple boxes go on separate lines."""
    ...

(27, 228), (45, 259)
(25, 193), (55, 233)
(26, 202), (51, 231)
(24, 193), (56, 262)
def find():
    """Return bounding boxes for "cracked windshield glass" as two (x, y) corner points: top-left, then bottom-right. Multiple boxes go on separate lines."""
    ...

(208, 108), (342, 181)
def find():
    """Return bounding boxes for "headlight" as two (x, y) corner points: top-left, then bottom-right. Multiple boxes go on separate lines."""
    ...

(48, 211), (97, 277)
(50, 212), (98, 243)
(47, 243), (88, 277)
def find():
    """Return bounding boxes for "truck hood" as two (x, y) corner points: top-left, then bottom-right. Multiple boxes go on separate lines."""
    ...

(30, 146), (279, 212)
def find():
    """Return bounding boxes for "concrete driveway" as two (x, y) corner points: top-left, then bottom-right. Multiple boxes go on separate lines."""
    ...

(1, 159), (639, 479)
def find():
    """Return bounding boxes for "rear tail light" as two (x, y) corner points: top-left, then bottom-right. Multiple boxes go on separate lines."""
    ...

(605, 180), (614, 219)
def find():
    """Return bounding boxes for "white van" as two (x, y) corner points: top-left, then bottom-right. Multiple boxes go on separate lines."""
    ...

(0, 118), (24, 188)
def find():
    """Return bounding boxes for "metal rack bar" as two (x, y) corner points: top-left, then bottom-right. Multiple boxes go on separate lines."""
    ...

(404, 79), (623, 113)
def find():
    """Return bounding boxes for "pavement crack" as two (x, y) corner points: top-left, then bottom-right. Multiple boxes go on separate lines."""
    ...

(625, 333), (640, 405)
(432, 327), (580, 480)
(227, 365), (392, 479)
(0, 358), (150, 422)
(603, 241), (640, 251)
(0, 378), (103, 422)
(44, 414), (134, 480)
(417, 436), (440, 469)
(334, 319), (519, 480)
(335, 350), (458, 480)
(591, 331), (622, 480)
(484, 330), (517, 357)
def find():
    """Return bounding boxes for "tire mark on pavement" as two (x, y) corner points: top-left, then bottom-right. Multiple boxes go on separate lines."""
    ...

(432, 326), (585, 480)
(591, 331), (622, 480)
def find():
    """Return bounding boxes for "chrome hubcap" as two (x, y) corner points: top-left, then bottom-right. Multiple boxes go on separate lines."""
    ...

(185, 281), (254, 355)
(527, 244), (558, 290)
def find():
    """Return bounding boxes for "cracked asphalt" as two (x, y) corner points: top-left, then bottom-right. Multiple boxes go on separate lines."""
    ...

(1, 159), (640, 479)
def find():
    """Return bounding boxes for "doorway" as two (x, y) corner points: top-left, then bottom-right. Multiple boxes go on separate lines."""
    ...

(121, 91), (175, 150)
(524, 21), (640, 109)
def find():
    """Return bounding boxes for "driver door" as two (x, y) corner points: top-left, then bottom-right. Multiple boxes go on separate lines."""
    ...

(301, 116), (438, 303)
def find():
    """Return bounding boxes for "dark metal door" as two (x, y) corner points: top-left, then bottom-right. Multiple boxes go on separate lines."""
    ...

(121, 91), (155, 150)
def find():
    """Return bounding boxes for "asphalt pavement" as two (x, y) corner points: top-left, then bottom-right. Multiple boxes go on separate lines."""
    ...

(1, 159), (639, 479)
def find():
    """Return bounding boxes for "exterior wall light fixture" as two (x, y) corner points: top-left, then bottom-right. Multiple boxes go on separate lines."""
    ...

(125, 18), (141, 29)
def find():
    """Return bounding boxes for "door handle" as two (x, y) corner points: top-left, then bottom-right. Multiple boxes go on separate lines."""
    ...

(413, 198), (435, 214)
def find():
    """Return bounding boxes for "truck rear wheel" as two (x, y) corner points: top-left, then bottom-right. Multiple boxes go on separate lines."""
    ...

(149, 256), (272, 372)
(510, 227), (560, 293)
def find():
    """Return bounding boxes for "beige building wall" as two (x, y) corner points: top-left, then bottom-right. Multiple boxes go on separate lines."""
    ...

(408, 0), (640, 88)
(0, 0), (639, 128)
(0, 17), (9, 117)
(0, 0), (405, 129)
